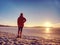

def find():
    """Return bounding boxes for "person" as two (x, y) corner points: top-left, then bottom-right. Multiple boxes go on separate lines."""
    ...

(17, 13), (26, 38)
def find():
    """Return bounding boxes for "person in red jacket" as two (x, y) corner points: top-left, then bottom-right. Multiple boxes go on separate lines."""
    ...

(17, 13), (26, 38)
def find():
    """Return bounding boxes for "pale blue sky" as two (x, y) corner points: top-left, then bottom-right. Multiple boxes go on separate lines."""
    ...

(0, 0), (60, 27)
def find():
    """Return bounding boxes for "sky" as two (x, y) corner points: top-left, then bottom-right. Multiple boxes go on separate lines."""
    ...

(0, 0), (60, 27)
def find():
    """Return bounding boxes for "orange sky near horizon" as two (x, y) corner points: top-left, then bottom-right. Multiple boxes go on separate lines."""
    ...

(0, 21), (60, 27)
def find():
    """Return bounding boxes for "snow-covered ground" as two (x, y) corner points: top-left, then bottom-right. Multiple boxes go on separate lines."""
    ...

(0, 31), (60, 45)
(0, 27), (60, 39)
(0, 27), (60, 45)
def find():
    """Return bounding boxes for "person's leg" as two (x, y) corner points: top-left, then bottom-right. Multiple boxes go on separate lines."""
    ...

(17, 27), (20, 37)
(20, 27), (23, 38)
(17, 27), (23, 38)
(18, 28), (19, 35)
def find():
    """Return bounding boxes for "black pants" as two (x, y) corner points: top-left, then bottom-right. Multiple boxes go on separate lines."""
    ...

(18, 27), (23, 32)
(18, 27), (23, 37)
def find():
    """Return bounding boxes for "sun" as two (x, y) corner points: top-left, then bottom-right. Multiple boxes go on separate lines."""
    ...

(44, 22), (52, 27)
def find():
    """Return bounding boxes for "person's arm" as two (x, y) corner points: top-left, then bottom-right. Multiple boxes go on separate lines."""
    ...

(23, 17), (26, 23)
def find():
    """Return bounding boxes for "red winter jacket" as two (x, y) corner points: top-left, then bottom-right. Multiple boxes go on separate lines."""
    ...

(17, 16), (26, 27)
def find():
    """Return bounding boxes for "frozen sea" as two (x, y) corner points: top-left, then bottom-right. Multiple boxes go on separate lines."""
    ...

(0, 27), (60, 39)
